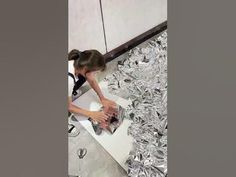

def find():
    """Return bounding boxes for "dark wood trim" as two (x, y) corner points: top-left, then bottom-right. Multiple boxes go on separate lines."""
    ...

(104, 21), (167, 63)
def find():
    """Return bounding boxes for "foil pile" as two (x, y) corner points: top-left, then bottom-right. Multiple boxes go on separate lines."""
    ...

(104, 31), (168, 177)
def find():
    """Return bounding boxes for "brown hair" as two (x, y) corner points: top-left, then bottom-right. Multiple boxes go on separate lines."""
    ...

(68, 49), (106, 72)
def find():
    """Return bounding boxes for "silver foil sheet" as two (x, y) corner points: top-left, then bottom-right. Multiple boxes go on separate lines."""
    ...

(104, 31), (168, 177)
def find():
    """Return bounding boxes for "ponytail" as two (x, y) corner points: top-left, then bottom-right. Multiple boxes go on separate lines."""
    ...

(68, 49), (106, 72)
(68, 49), (81, 61)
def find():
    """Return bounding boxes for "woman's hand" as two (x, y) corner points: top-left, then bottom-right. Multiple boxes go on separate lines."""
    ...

(88, 111), (108, 123)
(100, 121), (109, 129)
(101, 98), (118, 115)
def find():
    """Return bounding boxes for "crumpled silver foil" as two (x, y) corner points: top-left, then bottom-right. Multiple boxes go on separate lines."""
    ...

(104, 31), (168, 177)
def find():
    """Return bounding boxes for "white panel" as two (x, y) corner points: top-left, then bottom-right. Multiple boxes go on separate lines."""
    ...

(102, 0), (167, 51)
(69, 0), (106, 54)
(72, 81), (133, 170)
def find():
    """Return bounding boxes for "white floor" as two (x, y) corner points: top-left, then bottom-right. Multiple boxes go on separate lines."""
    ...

(68, 120), (128, 177)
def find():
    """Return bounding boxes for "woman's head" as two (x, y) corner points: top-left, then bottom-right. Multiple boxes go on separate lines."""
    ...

(68, 49), (106, 74)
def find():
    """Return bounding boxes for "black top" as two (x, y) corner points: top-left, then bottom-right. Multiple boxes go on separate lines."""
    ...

(68, 72), (86, 96)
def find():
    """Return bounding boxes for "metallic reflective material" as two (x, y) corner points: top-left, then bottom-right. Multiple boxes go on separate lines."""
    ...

(104, 31), (168, 177)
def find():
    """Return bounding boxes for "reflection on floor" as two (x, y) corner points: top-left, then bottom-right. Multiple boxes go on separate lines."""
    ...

(68, 117), (128, 177)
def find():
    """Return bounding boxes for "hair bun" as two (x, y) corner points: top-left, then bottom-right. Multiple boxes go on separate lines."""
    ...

(68, 49), (81, 61)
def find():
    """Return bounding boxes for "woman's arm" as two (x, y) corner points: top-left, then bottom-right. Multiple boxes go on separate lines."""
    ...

(86, 72), (105, 100)
(86, 73), (118, 114)
(68, 97), (108, 122)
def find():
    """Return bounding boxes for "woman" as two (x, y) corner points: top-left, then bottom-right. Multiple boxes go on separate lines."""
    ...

(68, 49), (117, 124)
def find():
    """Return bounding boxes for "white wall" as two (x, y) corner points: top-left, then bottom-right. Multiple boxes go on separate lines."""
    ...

(102, 0), (167, 51)
(68, 0), (167, 53)
(68, 0), (106, 53)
